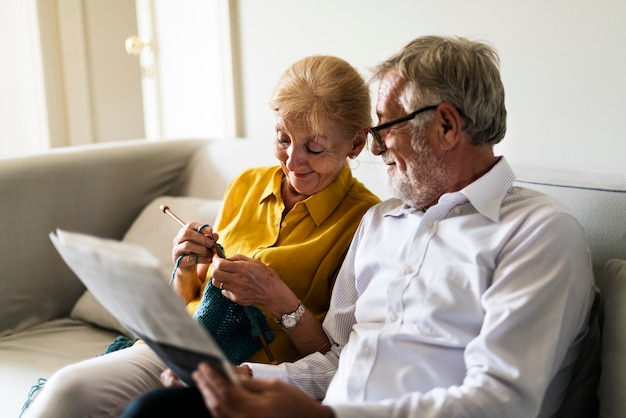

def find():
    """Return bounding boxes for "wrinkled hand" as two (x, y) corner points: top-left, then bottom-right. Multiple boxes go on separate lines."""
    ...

(211, 254), (292, 310)
(160, 368), (184, 388)
(172, 222), (220, 268)
(192, 363), (333, 418)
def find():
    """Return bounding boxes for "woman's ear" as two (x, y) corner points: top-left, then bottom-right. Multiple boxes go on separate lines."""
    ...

(436, 103), (465, 151)
(349, 128), (368, 157)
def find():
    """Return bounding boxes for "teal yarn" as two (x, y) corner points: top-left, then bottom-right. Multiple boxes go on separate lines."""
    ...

(18, 378), (47, 417)
(193, 279), (274, 364)
(186, 229), (274, 364)
(169, 229), (274, 364)
(169, 254), (184, 287)
(104, 335), (139, 354)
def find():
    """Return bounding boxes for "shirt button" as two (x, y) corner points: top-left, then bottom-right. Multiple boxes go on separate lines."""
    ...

(362, 346), (371, 355)
(404, 267), (413, 275)
(454, 207), (461, 215)
(426, 221), (434, 229)
(281, 221), (287, 228)
(390, 313), (398, 322)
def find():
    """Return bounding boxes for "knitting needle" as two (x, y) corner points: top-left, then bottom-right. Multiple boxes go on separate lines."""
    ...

(159, 204), (225, 258)
(160, 204), (186, 227)
(259, 335), (277, 364)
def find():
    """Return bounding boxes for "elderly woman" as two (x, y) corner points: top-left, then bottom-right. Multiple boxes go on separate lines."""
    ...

(23, 55), (380, 418)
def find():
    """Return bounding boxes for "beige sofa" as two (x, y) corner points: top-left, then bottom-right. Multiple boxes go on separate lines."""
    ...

(0, 138), (624, 417)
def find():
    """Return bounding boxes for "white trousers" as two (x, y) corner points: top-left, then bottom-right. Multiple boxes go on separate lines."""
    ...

(23, 344), (166, 418)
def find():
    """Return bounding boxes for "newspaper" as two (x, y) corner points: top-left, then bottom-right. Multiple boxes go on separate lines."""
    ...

(50, 229), (235, 385)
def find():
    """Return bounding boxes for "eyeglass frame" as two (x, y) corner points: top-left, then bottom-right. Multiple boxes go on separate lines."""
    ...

(367, 104), (439, 148)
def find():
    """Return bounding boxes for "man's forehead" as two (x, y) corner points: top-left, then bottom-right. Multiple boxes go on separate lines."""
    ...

(376, 72), (407, 114)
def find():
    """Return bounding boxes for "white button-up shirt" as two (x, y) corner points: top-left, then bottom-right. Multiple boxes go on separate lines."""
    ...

(251, 158), (595, 418)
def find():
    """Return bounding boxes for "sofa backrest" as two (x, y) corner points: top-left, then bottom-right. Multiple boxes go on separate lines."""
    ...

(513, 165), (626, 289)
(0, 139), (206, 336)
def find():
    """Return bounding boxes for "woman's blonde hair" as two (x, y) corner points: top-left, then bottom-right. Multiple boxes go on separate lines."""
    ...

(269, 55), (372, 139)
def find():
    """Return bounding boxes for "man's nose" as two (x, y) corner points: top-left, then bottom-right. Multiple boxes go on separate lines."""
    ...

(370, 135), (387, 155)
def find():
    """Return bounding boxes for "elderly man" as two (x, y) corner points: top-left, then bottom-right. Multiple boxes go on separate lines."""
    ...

(125, 35), (597, 418)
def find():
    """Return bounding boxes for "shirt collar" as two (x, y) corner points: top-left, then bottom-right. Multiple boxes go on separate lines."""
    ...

(460, 156), (515, 222)
(260, 164), (355, 227)
(259, 167), (284, 204)
(306, 164), (354, 226)
(383, 157), (515, 222)
(385, 200), (420, 217)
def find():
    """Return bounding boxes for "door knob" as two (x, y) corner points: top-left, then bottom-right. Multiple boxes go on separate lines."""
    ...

(125, 35), (151, 56)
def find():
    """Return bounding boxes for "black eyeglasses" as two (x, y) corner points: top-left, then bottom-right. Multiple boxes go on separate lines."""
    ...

(367, 104), (439, 148)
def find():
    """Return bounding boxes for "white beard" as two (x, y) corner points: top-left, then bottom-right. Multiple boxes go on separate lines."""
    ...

(387, 130), (449, 209)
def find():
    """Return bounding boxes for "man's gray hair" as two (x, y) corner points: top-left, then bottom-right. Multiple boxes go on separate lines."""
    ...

(372, 36), (507, 146)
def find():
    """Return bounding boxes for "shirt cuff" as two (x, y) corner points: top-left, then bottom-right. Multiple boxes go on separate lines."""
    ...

(241, 362), (290, 382)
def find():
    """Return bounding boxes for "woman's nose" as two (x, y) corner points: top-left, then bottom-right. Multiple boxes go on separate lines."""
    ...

(285, 146), (305, 170)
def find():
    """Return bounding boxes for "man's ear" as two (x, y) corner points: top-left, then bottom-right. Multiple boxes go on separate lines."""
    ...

(436, 103), (464, 151)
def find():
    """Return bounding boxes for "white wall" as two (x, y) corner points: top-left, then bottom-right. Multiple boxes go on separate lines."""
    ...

(235, 0), (626, 174)
(3, 0), (625, 174)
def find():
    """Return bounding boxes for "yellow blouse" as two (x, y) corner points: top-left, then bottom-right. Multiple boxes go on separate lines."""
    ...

(186, 164), (380, 363)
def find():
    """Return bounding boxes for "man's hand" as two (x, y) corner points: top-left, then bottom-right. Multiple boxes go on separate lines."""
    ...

(192, 362), (334, 418)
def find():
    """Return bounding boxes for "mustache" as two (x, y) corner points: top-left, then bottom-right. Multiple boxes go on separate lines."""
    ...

(381, 151), (395, 165)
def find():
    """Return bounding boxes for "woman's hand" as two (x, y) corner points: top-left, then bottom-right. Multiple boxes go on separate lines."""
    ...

(211, 254), (332, 356)
(172, 222), (219, 268)
(160, 365), (250, 389)
(160, 368), (184, 388)
(210, 254), (298, 318)
(170, 222), (219, 302)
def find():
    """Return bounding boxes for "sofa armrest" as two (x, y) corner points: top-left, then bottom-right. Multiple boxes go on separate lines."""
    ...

(0, 139), (206, 337)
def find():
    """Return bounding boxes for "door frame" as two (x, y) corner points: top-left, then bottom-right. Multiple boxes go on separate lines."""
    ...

(37, 0), (93, 147)
(38, 0), (145, 147)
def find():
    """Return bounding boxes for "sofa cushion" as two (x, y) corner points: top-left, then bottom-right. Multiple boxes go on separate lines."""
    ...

(0, 319), (120, 417)
(70, 291), (131, 336)
(70, 196), (223, 335)
(598, 259), (626, 418)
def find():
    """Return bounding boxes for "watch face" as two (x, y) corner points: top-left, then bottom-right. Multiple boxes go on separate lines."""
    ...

(282, 315), (297, 328)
